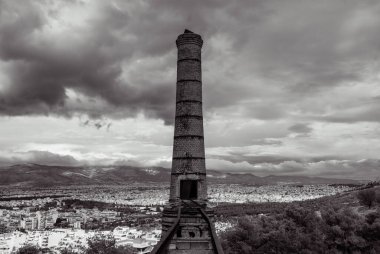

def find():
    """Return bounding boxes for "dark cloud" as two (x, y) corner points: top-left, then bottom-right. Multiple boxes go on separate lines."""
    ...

(0, 151), (80, 167)
(292, 159), (380, 180)
(318, 103), (380, 123)
(288, 123), (312, 134)
(211, 153), (339, 166)
(80, 118), (112, 130)
(0, 0), (176, 123)
(0, 0), (380, 126)
(28, 151), (80, 166)
(209, 153), (380, 180)
(211, 154), (302, 165)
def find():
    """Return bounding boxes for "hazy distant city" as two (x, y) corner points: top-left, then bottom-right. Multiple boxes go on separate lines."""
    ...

(0, 182), (358, 253)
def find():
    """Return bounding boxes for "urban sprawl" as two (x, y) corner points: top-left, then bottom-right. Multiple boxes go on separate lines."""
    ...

(0, 184), (354, 253)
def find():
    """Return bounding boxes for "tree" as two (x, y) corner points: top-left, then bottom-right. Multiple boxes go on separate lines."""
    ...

(85, 235), (134, 254)
(357, 189), (376, 208)
(60, 248), (78, 254)
(16, 245), (42, 254)
(376, 192), (380, 205)
(322, 207), (370, 253)
(220, 206), (380, 253)
(0, 224), (7, 233)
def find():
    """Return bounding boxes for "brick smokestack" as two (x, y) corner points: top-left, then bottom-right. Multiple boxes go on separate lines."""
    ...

(169, 29), (207, 204)
(153, 30), (224, 254)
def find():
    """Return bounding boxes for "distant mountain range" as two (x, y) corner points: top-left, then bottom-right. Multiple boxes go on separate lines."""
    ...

(0, 164), (360, 187)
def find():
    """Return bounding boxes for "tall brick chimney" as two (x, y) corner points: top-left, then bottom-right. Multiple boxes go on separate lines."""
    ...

(152, 30), (224, 254)
(169, 29), (207, 204)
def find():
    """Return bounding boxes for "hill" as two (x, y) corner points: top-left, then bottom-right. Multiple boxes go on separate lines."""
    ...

(218, 185), (380, 253)
(0, 163), (360, 187)
(215, 185), (380, 218)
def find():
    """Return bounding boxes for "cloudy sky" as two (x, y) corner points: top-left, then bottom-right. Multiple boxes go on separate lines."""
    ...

(0, 0), (379, 180)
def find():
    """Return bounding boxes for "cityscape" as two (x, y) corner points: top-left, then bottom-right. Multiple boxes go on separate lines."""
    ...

(1, 0), (380, 253)
(0, 183), (357, 253)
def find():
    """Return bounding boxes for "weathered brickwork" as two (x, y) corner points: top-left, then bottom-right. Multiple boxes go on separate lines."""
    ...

(177, 60), (201, 81)
(173, 137), (205, 158)
(158, 30), (222, 254)
(176, 102), (203, 116)
(174, 117), (204, 137)
(169, 174), (178, 201)
(170, 30), (207, 202)
(176, 34), (203, 48)
(172, 158), (206, 174)
(177, 44), (201, 60)
(176, 82), (202, 102)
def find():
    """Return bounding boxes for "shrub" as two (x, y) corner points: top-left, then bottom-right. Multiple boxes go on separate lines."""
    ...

(357, 189), (376, 208)
(221, 206), (380, 253)
(16, 245), (42, 254)
(60, 248), (79, 254)
(85, 235), (134, 254)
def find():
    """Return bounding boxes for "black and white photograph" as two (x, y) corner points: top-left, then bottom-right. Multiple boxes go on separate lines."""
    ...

(0, 0), (379, 253)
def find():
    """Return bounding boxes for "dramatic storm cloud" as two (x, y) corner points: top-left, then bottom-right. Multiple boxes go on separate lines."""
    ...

(0, 0), (379, 179)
